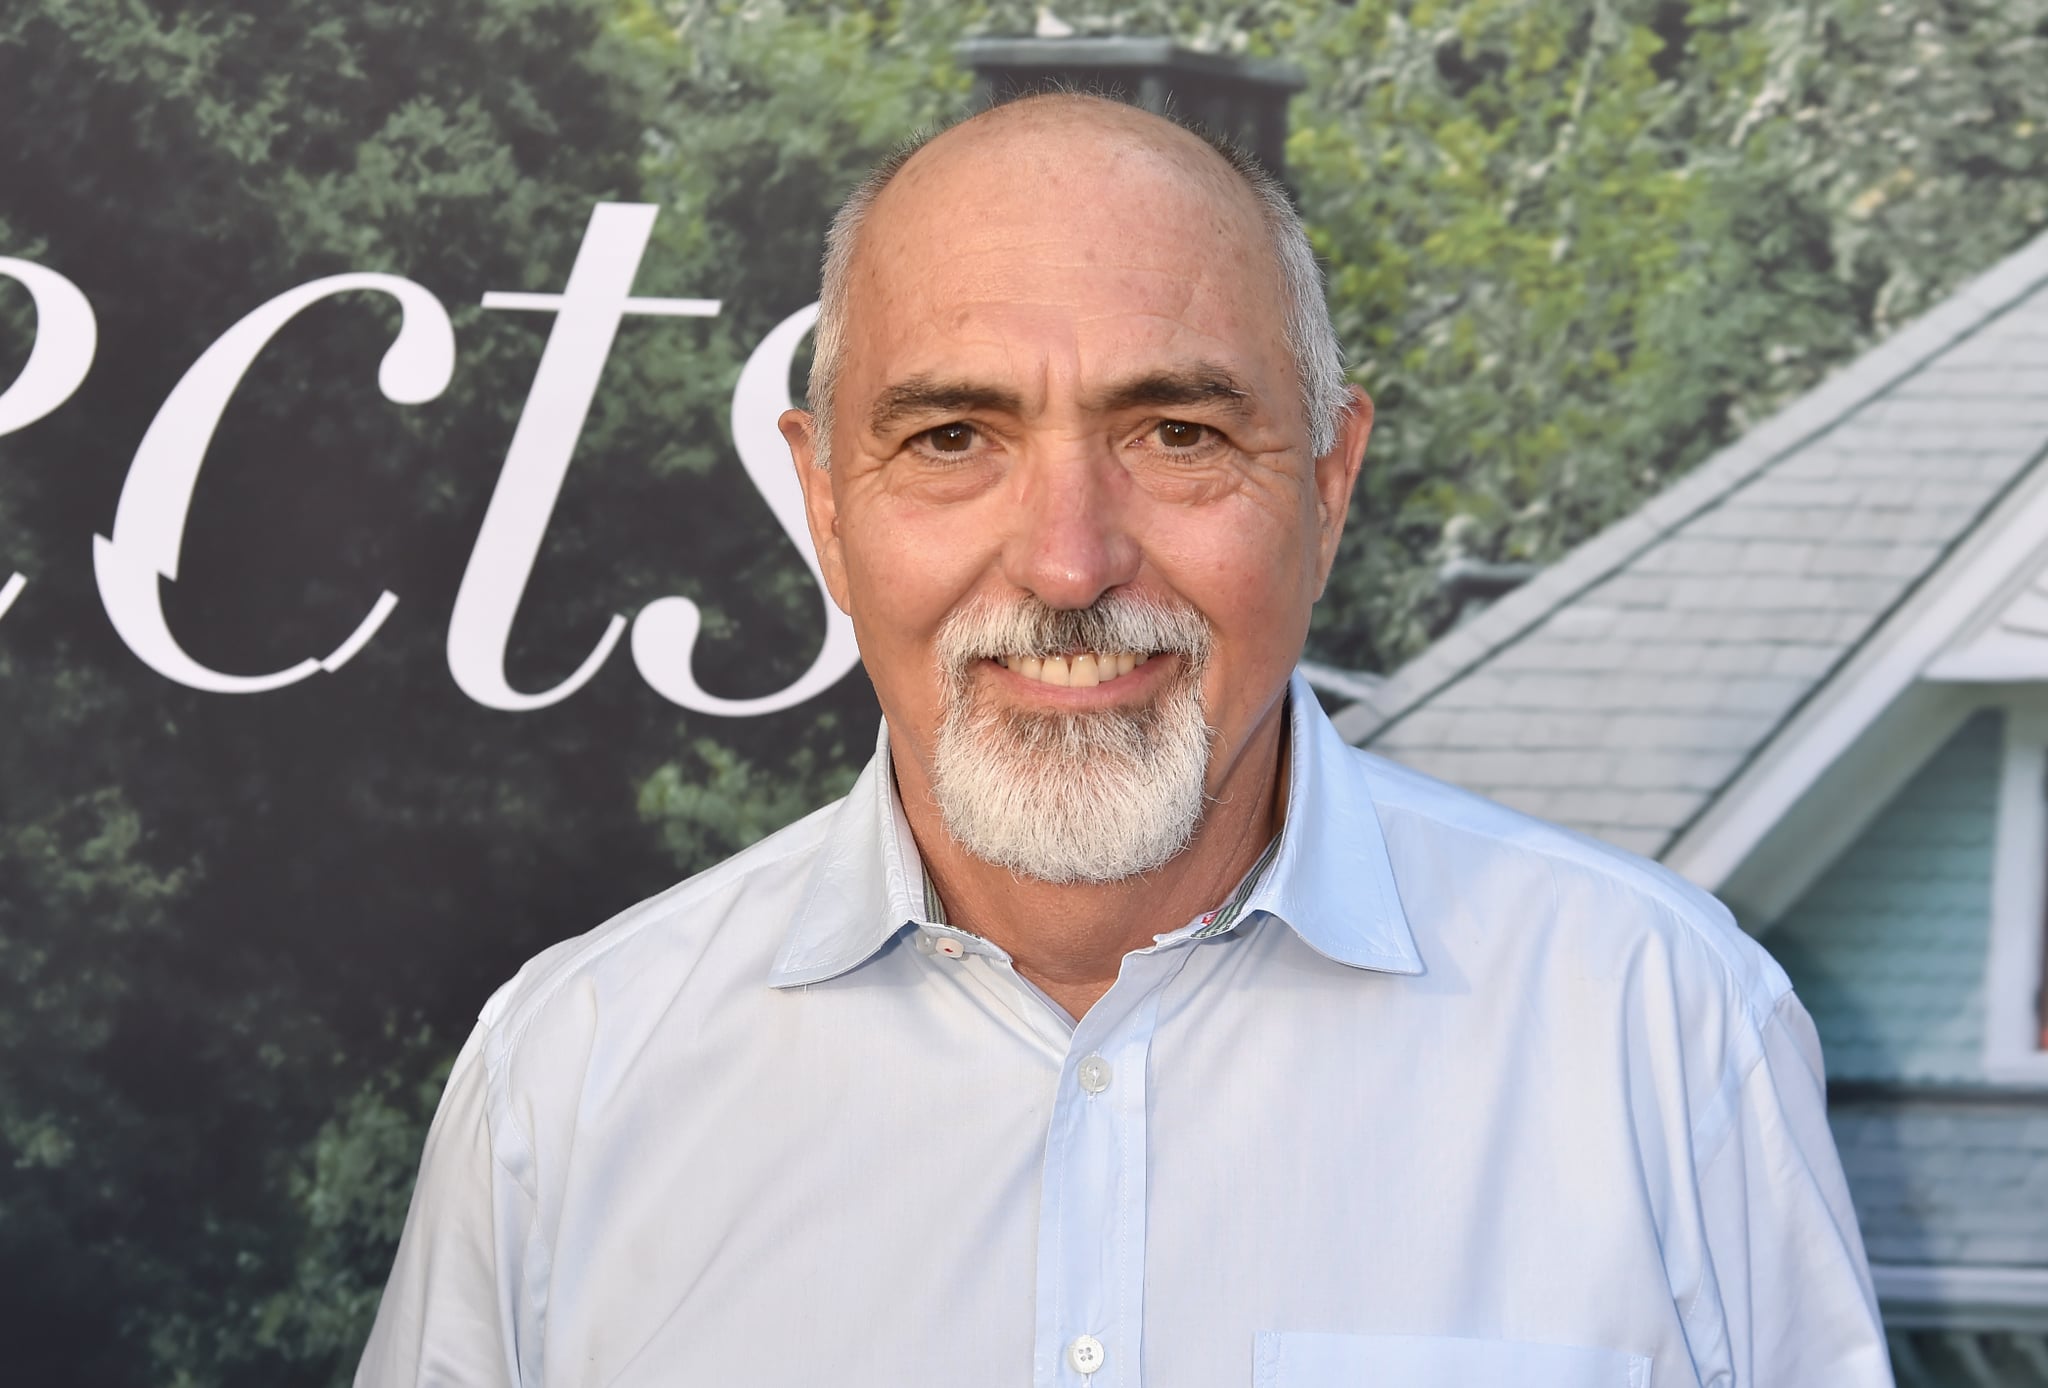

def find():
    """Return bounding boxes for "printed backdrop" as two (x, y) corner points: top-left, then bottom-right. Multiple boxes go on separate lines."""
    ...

(3, 1), (2043, 1384)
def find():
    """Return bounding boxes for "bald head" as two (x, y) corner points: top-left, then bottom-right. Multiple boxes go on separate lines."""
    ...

(806, 94), (1346, 466)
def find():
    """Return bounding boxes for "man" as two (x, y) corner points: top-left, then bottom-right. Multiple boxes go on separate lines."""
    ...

(358, 94), (1892, 1386)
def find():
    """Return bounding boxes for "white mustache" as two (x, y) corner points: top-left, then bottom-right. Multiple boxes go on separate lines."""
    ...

(934, 591), (1213, 677)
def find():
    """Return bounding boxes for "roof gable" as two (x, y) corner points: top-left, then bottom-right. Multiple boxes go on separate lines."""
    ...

(1927, 550), (2048, 682)
(1340, 229), (2048, 867)
(1765, 710), (2000, 1084)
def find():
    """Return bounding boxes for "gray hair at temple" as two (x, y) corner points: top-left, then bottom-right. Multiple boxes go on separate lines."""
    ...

(803, 97), (1350, 469)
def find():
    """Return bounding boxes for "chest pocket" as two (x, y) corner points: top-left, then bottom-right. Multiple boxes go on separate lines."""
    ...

(1254, 1332), (1653, 1387)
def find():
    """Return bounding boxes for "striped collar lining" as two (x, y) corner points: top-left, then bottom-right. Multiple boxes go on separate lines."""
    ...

(917, 830), (1282, 944)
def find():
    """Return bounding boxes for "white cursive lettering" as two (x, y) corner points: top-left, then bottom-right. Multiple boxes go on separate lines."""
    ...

(0, 257), (99, 622)
(450, 202), (720, 711)
(630, 302), (860, 714)
(92, 274), (453, 691)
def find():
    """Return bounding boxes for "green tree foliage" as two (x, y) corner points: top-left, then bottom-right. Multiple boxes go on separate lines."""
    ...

(1289, 0), (2048, 664)
(0, 2), (896, 1382)
(2, 1), (2043, 1384)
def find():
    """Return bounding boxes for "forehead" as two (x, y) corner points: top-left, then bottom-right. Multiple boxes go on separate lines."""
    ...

(845, 109), (1293, 405)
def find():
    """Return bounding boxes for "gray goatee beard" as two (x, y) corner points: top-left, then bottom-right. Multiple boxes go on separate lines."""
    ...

(929, 591), (1216, 885)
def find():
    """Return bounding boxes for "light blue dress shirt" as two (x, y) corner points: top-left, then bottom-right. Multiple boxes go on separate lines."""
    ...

(358, 674), (1892, 1387)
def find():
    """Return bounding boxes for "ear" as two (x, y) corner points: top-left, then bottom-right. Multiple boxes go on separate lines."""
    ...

(781, 408), (853, 615)
(1309, 385), (1373, 598)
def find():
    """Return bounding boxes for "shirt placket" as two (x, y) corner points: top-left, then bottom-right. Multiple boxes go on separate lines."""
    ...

(1032, 945), (1193, 1388)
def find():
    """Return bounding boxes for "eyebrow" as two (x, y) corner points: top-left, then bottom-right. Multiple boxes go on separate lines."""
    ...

(866, 365), (1259, 436)
(1087, 367), (1257, 420)
(867, 378), (1023, 436)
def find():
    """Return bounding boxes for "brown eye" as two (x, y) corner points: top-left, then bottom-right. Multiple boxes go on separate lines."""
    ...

(924, 423), (976, 453)
(1156, 420), (1207, 449)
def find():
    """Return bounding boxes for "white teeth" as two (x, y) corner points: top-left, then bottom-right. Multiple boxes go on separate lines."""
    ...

(1001, 651), (1153, 688)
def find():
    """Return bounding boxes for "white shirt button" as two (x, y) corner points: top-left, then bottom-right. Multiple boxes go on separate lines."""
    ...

(1066, 1334), (1106, 1374)
(1076, 1055), (1112, 1094)
(933, 936), (966, 959)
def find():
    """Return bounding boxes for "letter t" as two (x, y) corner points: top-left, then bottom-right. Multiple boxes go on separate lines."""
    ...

(449, 203), (719, 712)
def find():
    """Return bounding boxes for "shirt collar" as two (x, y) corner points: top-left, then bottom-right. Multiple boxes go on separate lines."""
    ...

(1251, 671), (1425, 974)
(768, 670), (1423, 987)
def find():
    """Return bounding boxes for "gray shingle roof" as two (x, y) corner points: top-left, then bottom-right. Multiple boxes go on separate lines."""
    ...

(1337, 231), (2048, 859)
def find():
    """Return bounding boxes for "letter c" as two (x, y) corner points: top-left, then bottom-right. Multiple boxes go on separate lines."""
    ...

(93, 274), (453, 691)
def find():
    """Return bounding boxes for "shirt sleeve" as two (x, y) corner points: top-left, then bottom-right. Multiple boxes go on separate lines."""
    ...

(1694, 989), (1895, 1387)
(355, 1022), (530, 1388)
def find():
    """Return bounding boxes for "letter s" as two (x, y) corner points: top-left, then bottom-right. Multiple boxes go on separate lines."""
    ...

(92, 274), (453, 692)
(629, 303), (860, 715)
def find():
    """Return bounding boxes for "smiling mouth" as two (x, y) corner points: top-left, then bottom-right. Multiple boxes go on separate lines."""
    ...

(993, 650), (1155, 688)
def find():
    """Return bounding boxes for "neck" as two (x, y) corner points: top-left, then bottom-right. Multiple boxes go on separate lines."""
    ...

(898, 696), (1291, 1020)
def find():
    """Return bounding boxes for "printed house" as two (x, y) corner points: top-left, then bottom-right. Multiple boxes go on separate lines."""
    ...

(1329, 230), (2048, 1384)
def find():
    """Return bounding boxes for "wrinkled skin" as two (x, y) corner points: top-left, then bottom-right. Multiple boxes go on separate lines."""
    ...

(783, 96), (1373, 1018)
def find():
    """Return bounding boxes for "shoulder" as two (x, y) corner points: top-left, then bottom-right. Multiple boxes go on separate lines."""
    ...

(1352, 746), (1790, 1033)
(473, 793), (845, 1069)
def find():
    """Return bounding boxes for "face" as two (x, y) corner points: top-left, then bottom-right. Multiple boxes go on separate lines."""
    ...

(785, 108), (1371, 879)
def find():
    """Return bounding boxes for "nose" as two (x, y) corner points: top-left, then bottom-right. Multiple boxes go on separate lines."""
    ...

(1003, 448), (1142, 610)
